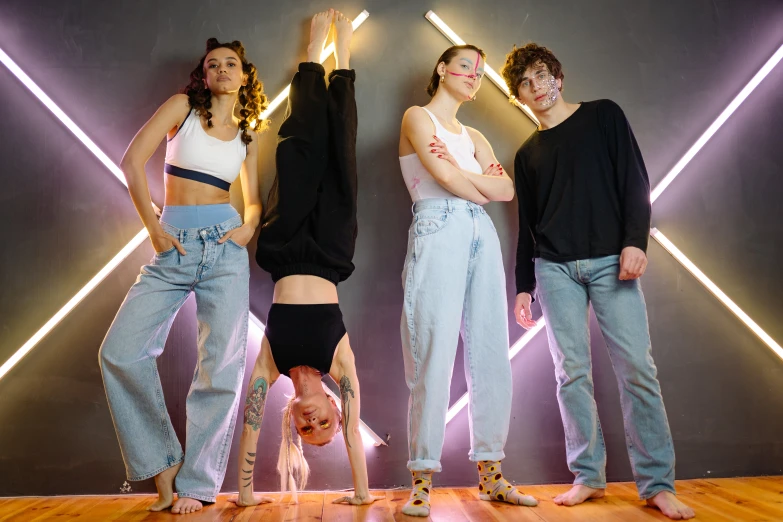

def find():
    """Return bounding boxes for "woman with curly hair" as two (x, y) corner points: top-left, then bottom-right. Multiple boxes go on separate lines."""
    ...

(232, 10), (380, 509)
(99, 38), (267, 514)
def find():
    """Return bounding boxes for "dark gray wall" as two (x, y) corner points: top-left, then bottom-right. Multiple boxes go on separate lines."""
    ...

(0, 0), (782, 496)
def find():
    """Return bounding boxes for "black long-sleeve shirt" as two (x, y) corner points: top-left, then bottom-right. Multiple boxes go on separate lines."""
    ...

(514, 99), (651, 295)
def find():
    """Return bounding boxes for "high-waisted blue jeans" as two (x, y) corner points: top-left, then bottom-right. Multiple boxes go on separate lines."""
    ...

(99, 214), (249, 502)
(401, 198), (513, 472)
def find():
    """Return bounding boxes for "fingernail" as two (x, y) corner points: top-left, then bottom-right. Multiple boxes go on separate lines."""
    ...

(431, 149), (436, 152)
(438, 154), (443, 158)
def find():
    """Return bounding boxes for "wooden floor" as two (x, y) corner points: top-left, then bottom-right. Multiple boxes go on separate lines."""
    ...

(1, 477), (781, 521)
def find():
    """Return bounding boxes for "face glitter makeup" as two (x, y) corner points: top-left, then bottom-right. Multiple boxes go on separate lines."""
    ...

(524, 69), (559, 107)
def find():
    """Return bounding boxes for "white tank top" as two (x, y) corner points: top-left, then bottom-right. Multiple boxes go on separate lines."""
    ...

(399, 107), (482, 202)
(164, 109), (247, 188)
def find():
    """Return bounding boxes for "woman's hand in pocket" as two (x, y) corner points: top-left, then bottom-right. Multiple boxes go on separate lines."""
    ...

(150, 230), (186, 255)
(218, 224), (254, 247)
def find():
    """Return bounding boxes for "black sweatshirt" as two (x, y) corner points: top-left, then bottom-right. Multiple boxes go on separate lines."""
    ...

(514, 99), (651, 296)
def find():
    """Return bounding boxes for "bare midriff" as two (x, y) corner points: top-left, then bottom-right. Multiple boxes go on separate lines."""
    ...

(273, 275), (339, 304)
(163, 175), (231, 206)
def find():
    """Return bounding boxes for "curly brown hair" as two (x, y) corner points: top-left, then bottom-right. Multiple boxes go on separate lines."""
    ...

(501, 43), (564, 100)
(183, 38), (269, 145)
(426, 44), (487, 97)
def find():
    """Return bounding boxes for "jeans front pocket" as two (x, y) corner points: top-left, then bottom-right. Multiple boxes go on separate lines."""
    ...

(413, 210), (450, 237)
(152, 246), (177, 264)
(226, 238), (247, 250)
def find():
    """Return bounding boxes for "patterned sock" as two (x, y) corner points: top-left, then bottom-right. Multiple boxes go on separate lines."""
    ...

(478, 460), (537, 507)
(402, 471), (432, 517)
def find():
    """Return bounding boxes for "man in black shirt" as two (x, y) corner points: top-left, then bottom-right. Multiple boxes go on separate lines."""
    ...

(501, 44), (694, 520)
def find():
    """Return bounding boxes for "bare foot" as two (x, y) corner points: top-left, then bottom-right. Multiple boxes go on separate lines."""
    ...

(171, 497), (203, 515)
(307, 9), (334, 63)
(646, 491), (696, 520)
(231, 493), (274, 507)
(553, 484), (605, 506)
(147, 462), (182, 511)
(334, 11), (353, 70)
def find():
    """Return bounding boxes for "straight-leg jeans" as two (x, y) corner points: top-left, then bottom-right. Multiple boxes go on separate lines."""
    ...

(535, 255), (676, 498)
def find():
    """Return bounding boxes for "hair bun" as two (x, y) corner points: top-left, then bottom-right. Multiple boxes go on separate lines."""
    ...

(206, 37), (220, 50)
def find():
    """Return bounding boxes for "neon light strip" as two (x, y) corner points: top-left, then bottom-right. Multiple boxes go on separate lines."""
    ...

(0, 229), (150, 380)
(651, 44), (783, 203)
(260, 11), (369, 120)
(445, 320), (546, 424)
(0, 11), (370, 382)
(0, 48), (126, 185)
(652, 230), (783, 360)
(424, 11), (540, 126)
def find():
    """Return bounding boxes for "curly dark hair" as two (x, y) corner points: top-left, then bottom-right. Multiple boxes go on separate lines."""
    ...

(183, 38), (269, 144)
(426, 44), (487, 97)
(501, 43), (564, 100)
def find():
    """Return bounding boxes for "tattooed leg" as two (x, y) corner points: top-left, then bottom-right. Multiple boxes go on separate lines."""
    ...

(339, 375), (355, 448)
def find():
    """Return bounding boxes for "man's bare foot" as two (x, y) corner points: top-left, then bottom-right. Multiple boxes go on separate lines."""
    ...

(334, 11), (353, 70)
(307, 9), (334, 63)
(553, 484), (605, 506)
(148, 462), (182, 511)
(231, 493), (274, 507)
(171, 497), (203, 515)
(646, 491), (695, 520)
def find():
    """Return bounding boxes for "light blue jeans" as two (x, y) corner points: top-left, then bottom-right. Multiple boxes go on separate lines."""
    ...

(99, 214), (249, 502)
(535, 255), (676, 499)
(401, 198), (512, 472)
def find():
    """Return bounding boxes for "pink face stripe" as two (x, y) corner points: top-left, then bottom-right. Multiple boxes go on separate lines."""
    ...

(446, 52), (483, 80)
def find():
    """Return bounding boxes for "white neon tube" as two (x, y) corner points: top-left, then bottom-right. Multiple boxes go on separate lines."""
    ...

(652, 230), (782, 360)
(651, 44), (783, 203)
(0, 48), (126, 185)
(0, 228), (150, 380)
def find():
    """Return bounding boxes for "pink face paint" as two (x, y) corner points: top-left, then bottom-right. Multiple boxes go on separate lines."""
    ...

(445, 52), (483, 100)
(446, 52), (483, 80)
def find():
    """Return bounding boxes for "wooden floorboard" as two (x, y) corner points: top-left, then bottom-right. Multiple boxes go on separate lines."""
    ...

(1, 477), (781, 521)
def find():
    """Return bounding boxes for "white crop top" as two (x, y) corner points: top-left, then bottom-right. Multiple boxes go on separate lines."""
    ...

(164, 109), (247, 191)
(399, 107), (482, 202)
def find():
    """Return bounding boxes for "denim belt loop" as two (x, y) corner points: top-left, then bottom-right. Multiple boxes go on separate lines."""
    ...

(447, 199), (454, 213)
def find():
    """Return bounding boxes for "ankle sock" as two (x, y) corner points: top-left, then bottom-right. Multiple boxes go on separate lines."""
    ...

(402, 471), (432, 516)
(478, 460), (537, 507)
